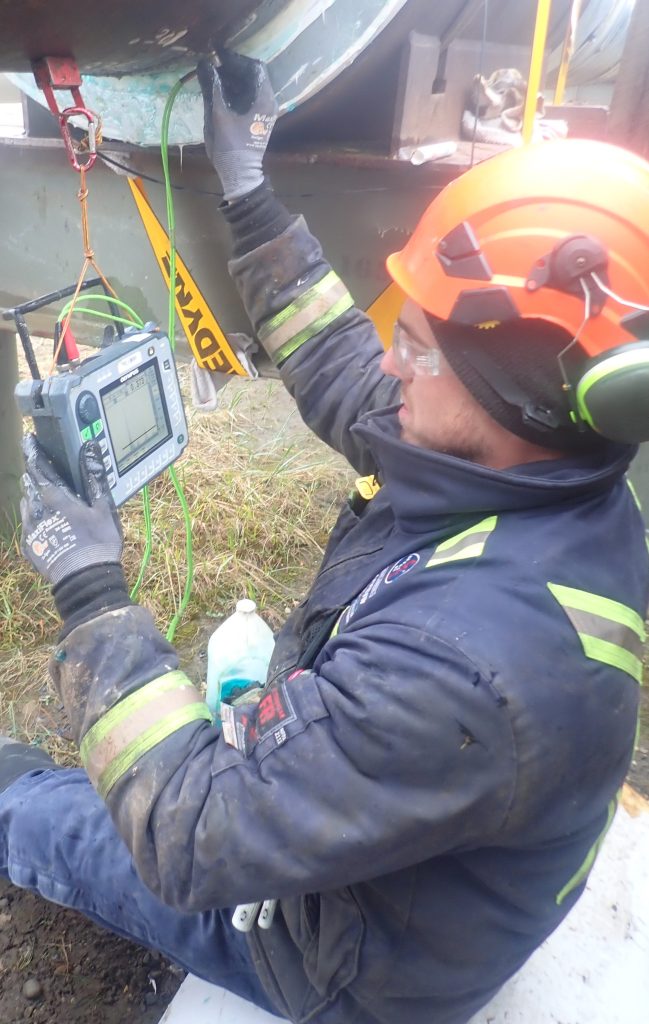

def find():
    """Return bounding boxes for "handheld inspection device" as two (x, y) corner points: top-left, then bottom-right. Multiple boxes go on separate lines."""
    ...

(7, 282), (188, 507)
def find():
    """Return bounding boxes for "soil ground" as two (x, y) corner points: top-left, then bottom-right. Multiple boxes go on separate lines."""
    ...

(0, 877), (184, 1024)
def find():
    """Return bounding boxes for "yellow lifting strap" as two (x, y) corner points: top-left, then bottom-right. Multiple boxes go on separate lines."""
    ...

(522, 0), (554, 145)
(128, 177), (247, 376)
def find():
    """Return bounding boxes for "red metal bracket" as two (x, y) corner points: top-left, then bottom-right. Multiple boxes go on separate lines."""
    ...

(31, 57), (98, 171)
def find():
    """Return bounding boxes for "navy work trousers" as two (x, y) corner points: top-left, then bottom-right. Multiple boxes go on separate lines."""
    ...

(0, 766), (279, 1015)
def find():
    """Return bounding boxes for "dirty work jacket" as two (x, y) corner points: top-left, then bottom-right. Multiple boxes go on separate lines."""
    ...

(50, 214), (648, 1024)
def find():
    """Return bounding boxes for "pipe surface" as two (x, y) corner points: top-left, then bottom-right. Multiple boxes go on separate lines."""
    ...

(0, 0), (260, 74)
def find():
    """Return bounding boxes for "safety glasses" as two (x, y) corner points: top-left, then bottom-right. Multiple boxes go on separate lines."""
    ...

(391, 322), (442, 377)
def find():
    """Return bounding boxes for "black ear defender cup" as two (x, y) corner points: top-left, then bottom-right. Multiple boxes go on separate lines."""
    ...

(528, 236), (649, 444)
(574, 341), (649, 443)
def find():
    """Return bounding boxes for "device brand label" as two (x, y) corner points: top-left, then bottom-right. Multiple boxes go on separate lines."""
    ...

(119, 367), (140, 383)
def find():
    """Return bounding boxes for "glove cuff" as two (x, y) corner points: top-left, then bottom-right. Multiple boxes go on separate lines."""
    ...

(53, 563), (132, 641)
(221, 178), (294, 258)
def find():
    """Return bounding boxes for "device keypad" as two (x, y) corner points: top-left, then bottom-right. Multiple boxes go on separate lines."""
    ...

(78, 408), (114, 490)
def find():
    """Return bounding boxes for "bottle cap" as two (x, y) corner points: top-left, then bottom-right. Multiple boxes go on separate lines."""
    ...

(236, 599), (257, 614)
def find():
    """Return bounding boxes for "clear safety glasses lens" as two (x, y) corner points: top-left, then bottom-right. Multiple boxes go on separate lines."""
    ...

(392, 323), (441, 377)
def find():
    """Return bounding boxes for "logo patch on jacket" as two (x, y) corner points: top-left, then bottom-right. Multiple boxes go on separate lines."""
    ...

(336, 552), (423, 632)
(385, 552), (420, 583)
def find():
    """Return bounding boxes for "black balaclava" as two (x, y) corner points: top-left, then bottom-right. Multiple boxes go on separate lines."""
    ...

(431, 316), (608, 453)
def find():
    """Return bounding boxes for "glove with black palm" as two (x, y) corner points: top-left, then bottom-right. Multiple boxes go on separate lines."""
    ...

(198, 49), (278, 201)
(20, 434), (131, 638)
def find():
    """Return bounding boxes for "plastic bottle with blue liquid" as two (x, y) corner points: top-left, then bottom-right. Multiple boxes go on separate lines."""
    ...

(205, 599), (275, 718)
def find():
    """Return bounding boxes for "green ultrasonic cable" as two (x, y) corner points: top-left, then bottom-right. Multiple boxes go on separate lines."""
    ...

(160, 73), (196, 642)
(129, 484), (153, 602)
(58, 307), (141, 329)
(58, 293), (144, 328)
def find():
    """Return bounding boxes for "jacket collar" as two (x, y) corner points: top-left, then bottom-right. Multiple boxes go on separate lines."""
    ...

(352, 407), (636, 535)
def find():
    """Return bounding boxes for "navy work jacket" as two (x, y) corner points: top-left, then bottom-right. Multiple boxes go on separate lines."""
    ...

(51, 216), (648, 1024)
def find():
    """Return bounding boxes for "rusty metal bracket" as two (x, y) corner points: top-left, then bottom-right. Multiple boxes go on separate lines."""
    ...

(31, 56), (99, 171)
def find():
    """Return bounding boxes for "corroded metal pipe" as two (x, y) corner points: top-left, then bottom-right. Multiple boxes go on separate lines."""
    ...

(0, 1), (260, 74)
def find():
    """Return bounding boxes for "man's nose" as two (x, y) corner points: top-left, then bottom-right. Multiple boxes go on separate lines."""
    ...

(381, 344), (410, 380)
(378, 346), (399, 378)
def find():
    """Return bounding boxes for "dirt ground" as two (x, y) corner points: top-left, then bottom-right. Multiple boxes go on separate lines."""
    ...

(0, 877), (183, 1023)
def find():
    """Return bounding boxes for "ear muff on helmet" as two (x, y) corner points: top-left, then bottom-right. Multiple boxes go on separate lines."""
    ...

(574, 342), (649, 444)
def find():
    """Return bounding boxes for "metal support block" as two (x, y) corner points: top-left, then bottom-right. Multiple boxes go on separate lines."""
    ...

(391, 32), (442, 153)
(0, 329), (23, 541)
(32, 56), (82, 93)
(544, 103), (608, 140)
(391, 32), (532, 154)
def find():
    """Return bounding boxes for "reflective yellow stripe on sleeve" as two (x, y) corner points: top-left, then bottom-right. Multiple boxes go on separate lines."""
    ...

(547, 583), (646, 684)
(80, 671), (213, 799)
(257, 270), (354, 365)
(426, 516), (498, 569)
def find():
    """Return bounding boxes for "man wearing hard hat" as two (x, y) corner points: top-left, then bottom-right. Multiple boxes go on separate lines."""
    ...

(3, 51), (648, 1024)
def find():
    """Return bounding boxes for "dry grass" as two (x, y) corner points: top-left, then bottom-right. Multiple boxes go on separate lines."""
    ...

(0, 361), (350, 763)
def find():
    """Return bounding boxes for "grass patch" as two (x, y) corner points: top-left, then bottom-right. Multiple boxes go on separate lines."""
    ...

(0, 370), (350, 761)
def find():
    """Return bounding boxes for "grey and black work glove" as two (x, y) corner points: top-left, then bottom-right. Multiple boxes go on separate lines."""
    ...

(198, 49), (278, 201)
(21, 434), (131, 637)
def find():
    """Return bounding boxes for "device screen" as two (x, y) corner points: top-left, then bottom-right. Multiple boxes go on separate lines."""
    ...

(100, 361), (172, 475)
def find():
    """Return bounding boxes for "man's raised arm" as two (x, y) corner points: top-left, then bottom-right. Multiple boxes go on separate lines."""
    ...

(199, 52), (398, 474)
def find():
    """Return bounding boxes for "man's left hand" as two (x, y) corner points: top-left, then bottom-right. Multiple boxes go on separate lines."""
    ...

(20, 434), (123, 588)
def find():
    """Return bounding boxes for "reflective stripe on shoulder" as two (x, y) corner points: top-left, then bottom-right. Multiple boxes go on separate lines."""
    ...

(547, 583), (646, 684)
(80, 671), (212, 799)
(257, 270), (354, 365)
(426, 515), (498, 569)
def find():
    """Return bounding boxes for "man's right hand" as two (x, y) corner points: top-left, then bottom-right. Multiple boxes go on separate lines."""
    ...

(197, 50), (278, 202)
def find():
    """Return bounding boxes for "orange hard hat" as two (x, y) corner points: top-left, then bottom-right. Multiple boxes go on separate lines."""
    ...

(387, 139), (649, 361)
